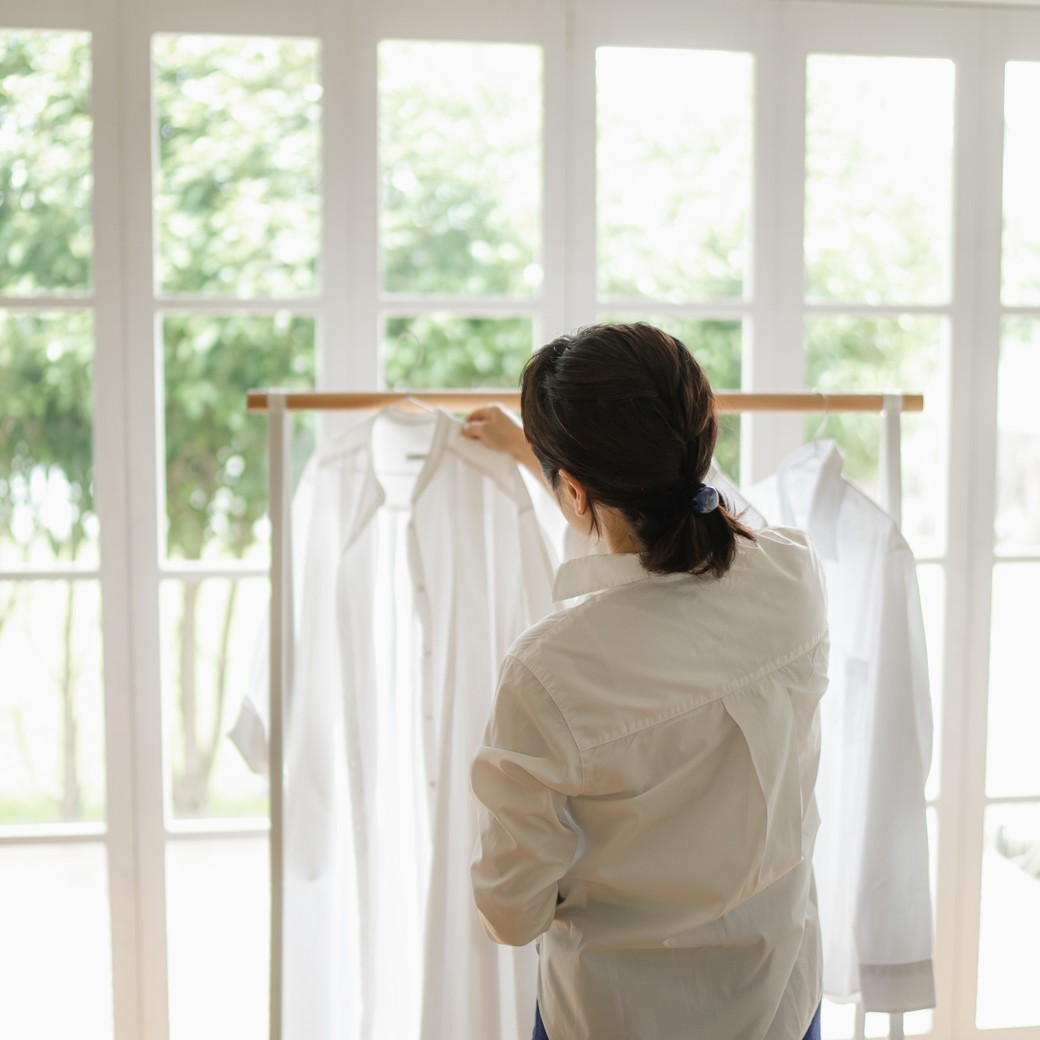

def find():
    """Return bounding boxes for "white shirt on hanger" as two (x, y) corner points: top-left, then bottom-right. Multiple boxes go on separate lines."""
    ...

(750, 440), (936, 1013)
(471, 527), (829, 1040)
(234, 406), (555, 1040)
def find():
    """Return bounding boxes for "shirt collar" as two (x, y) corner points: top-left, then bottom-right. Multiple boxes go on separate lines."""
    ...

(774, 439), (845, 559)
(318, 405), (453, 502)
(553, 551), (653, 601)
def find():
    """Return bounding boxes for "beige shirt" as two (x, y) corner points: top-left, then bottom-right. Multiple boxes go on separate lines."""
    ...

(471, 527), (829, 1040)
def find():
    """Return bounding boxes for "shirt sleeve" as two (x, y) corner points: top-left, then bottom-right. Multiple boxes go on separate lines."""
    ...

(470, 654), (583, 947)
(857, 540), (936, 1011)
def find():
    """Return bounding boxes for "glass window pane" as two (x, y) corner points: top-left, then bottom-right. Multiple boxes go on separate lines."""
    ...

(0, 311), (96, 566)
(0, 843), (113, 1038)
(379, 41), (542, 297)
(161, 578), (269, 820)
(987, 564), (1040, 798)
(167, 837), (268, 1040)
(597, 48), (752, 302)
(161, 314), (315, 562)
(805, 316), (949, 557)
(383, 315), (533, 389)
(1002, 63), (1040, 305)
(977, 801), (1040, 1028)
(0, 580), (105, 824)
(805, 56), (954, 303)
(153, 35), (320, 297)
(601, 317), (743, 481)
(995, 320), (1040, 550)
(820, 998), (854, 1039)
(0, 31), (92, 294)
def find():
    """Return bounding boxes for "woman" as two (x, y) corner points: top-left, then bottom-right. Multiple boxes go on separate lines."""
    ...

(463, 323), (827, 1040)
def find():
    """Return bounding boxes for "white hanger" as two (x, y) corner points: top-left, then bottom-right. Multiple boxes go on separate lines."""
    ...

(393, 329), (435, 414)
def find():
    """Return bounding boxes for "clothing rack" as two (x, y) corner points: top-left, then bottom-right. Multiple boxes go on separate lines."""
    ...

(246, 388), (923, 416)
(249, 388), (925, 1040)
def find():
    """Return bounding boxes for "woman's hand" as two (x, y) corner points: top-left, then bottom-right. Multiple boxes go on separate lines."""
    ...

(462, 405), (529, 460)
(462, 405), (550, 492)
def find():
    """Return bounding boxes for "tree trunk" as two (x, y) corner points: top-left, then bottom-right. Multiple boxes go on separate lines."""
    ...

(198, 579), (239, 792)
(0, 583), (19, 641)
(176, 580), (201, 815)
(59, 580), (82, 820)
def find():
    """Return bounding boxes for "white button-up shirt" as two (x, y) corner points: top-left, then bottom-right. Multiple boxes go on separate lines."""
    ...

(751, 442), (936, 1012)
(471, 527), (829, 1040)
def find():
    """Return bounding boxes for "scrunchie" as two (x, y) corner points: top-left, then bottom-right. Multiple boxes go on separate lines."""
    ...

(691, 483), (719, 514)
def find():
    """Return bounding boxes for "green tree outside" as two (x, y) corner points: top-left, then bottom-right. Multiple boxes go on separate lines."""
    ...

(152, 34), (320, 817)
(1, 33), (948, 820)
(162, 314), (314, 816)
(0, 30), (96, 824)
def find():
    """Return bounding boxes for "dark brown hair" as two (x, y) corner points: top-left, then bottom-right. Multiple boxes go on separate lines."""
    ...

(520, 322), (756, 578)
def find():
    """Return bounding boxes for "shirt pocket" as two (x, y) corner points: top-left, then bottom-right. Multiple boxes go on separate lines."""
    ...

(722, 682), (805, 901)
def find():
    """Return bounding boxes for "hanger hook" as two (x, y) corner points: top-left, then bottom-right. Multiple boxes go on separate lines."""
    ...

(812, 390), (830, 441)
(391, 328), (435, 412)
(393, 329), (425, 393)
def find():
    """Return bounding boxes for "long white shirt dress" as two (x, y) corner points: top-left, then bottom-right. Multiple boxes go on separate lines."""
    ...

(751, 441), (936, 1012)
(471, 526), (830, 1040)
(234, 407), (555, 1040)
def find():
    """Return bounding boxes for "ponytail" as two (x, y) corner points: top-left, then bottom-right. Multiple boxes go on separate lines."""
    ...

(636, 493), (756, 579)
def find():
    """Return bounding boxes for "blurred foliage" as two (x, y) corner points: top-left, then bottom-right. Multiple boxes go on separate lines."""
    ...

(163, 314), (315, 560)
(805, 56), (953, 302)
(1, 34), (952, 818)
(161, 576), (272, 818)
(0, 299), (99, 822)
(162, 314), (314, 816)
(152, 35), (319, 817)
(153, 35), (320, 297)
(0, 312), (95, 563)
(994, 319), (1040, 548)
(0, 580), (105, 822)
(597, 48), (750, 302)
(1002, 63), (1040, 306)
(0, 32), (92, 294)
(379, 41), (541, 297)
(805, 316), (942, 486)
(385, 316), (532, 389)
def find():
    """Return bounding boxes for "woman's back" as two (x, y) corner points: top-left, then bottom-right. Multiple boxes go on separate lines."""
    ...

(473, 527), (828, 1040)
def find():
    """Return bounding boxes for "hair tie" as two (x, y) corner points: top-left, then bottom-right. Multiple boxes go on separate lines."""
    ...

(691, 483), (719, 514)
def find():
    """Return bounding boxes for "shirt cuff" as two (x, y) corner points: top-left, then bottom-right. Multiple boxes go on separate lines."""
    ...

(860, 959), (936, 1012)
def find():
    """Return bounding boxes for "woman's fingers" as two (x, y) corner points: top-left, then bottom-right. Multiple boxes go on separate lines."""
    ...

(462, 404), (525, 456)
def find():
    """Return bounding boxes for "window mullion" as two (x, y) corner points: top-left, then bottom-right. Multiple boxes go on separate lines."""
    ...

(563, 14), (597, 330)
(322, 2), (378, 394)
(941, 14), (1008, 1039)
(745, 12), (806, 484)
(541, 7), (568, 343)
(90, 4), (143, 1039)
(116, 7), (173, 1039)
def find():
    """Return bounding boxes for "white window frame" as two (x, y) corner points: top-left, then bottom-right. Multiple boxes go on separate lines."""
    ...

(1, 0), (1038, 1037)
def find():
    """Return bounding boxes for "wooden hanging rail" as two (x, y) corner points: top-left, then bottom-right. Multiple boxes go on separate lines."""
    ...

(247, 389), (924, 414)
